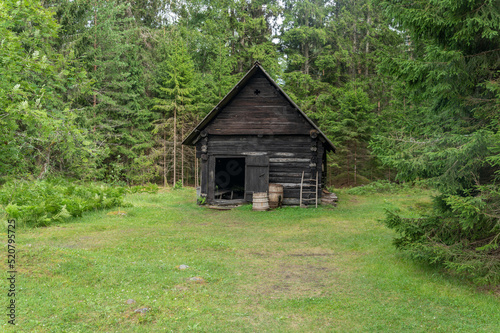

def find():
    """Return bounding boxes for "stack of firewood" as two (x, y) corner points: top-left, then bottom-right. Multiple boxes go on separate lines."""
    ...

(321, 189), (338, 206)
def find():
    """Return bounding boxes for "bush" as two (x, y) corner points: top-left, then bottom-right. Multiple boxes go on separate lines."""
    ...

(0, 179), (127, 227)
(127, 183), (159, 194)
(383, 188), (500, 285)
(345, 180), (409, 195)
(173, 180), (183, 190)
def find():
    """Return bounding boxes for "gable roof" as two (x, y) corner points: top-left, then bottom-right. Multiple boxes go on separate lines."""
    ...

(182, 62), (335, 152)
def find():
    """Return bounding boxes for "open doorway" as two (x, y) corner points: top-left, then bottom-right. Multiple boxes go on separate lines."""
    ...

(214, 157), (245, 199)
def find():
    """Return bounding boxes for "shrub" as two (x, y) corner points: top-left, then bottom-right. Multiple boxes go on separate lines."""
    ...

(127, 183), (159, 194)
(346, 180), (409, 195)
(383, 187), (500, 285)
(173, 180), (183, 190)
(0, 179), (127, 227)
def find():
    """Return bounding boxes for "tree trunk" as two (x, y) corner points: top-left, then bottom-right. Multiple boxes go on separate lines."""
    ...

(181, 125), (184, 186)
(219, 41), (222, 98)
(365, 13), (371, 76)
(346, 152), (350, 187)
(304, 43), (309, 75)
(163, 122), (167, 187)
(354, 142), (357, 186)
(352, 5), (357, 81)
(173, 106), (177, 187)
(37, 145), (52, 180)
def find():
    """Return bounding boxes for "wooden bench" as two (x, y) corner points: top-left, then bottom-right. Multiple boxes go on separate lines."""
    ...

(214, 190), (234, 200)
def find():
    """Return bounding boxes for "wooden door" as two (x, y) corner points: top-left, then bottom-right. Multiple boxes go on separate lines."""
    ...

(245, 155), (269, 202)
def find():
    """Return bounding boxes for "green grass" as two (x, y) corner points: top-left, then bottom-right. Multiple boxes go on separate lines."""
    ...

(2, 187), (499, 332)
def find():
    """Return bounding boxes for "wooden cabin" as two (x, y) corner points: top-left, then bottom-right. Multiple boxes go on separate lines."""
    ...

(182, 62), (335, 206)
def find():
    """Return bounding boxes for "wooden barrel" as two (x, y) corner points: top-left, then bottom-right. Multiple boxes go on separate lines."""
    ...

(268, 184), (284, 209)
(252, 192), (269, 211)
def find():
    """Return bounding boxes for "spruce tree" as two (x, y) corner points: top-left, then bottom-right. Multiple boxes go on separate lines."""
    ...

(153, 32), (195, 187)
(0, 0), (92, 179)
(374, 0), (500, 284)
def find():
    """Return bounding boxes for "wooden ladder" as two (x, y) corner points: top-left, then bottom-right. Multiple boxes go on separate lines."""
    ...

(300, 171), (319, 208)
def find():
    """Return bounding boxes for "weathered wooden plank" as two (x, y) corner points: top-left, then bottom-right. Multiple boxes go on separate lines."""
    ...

(237, 82), (279, 98)
(209, 150), (310, 157)
(269, 167), (314, 174)
(269, 163), (311, 167)
(237, 89), (278, 99)
(210, 122), (306, 128)
(272, 152), (296, 157)
(208, 147), (309, 153)
(269, 158), (310, 163)
(282, 198), (320, 205)
(220, 105), (303, 113)
(206, 81), (312, 135)
(282, 198), (301, 205)
(208, 135), (312, 142)
(269, 172), (312, 178)
(284, 189), (318, 199)
(200, 158), (208, 196)
(252, 71), (266, 78)
(208, 122), (308, 129)
(245, 155), (269, 201)
(207, 156), (215, 201)
(269, 177), (310, 184)
(208, 120), (309, 130)
(227, 98), (289, 107)
(211, 111), (301, 119)
(208, 142), (312, 150)
(208, 129), (311, 136)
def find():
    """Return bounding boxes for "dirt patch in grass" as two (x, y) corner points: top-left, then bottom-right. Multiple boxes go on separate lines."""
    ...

(266, 263), (331, 295)
(239, 254), (340, 299)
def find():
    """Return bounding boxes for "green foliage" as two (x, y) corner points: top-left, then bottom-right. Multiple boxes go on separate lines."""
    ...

(85, 1), (155, 183)
(375, 0), (500, 284)
(0, 179), (126, 227)
(379, 0), (500, 125)
(0, 0), (95, 179)
(173, 180), (183, 190)
(197, 195), (207, 205)
(372, 130), (493, 194)
(127, 155), (160, 185)
(153, 31), (195, 115)
(346, 180), (409, 195)
(383, 199), (500, 285)
(152, 29), (197, 185)
(281, 0), (331, 75)
(127, 183), (159, 194)
(0, 0), (402, 186)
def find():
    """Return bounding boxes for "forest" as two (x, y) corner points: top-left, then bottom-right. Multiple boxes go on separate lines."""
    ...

(1, 0), (499, 283)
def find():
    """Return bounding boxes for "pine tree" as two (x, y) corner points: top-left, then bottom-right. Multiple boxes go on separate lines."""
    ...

(153, 31), (196, 187)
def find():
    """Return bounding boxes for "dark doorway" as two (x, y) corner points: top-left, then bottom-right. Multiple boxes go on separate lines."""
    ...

(214, 158), (245, 199)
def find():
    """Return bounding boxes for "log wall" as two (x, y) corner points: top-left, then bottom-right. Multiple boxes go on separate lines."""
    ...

(197, 135), (326, 205)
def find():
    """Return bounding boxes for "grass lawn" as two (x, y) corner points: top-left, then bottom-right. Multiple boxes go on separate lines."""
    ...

(2, 187), (499, 332)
